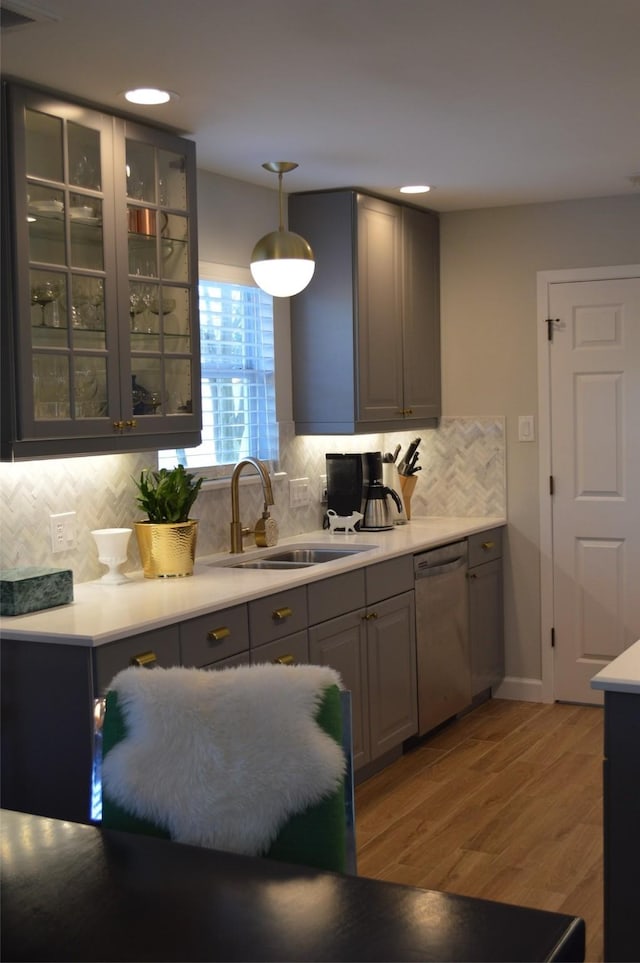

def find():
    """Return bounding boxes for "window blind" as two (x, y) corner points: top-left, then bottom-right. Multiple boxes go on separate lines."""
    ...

(159, 277), (277, 472)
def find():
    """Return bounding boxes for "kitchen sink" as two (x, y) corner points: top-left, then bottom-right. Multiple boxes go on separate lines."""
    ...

(209, 543), (376, 570)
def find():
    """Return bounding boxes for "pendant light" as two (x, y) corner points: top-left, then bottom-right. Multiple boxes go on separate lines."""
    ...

(250, 162), (315, 298)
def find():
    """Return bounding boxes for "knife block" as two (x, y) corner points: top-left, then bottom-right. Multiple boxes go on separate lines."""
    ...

(398, 474), (417, 520)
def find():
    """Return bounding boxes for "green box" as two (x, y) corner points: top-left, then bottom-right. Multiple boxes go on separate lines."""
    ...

(0, 567), (74, 616)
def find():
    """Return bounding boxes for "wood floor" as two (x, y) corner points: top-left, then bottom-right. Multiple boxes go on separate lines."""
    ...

(355, 698), (604, 963)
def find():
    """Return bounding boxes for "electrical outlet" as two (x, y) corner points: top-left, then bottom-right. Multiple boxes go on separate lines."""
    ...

(289, 477), (311, 508)
(50, 511), (76, 553)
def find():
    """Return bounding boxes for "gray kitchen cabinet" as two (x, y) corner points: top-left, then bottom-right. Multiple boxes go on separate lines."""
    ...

(248, 586), (308, 645)
(309, 558), (417, 771)
(468, 528), (504, 698)
(601, 690), (640, 962)
(251, 631), (310, 666)
(180, 603), (249, 669)
(366, 590), (418, 759)
(0, 624), (180, 824)
(288, 189), (440, 434)
(1, 81), (201, 460)
(309, 609), (370, 769)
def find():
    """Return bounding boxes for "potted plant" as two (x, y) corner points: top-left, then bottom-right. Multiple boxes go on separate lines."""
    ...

(133, 465), (203, 578)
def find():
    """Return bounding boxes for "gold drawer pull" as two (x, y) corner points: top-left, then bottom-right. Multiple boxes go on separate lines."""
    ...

(272, 606), (293, 622)
(362, 612), (378, 620)
(273, 654), (295, 665)
(482, 540), (495, 550)
(131, 650), (157, 667)
(208, 626), (231, 643)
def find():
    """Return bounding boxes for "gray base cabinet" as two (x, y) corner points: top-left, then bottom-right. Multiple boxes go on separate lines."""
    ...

(288, 189), (440, 434)
(468, 528), (504, 697)
(1, 535), (505, 825)
(309, 557), (417, 770)
(602, 690), (640, 962)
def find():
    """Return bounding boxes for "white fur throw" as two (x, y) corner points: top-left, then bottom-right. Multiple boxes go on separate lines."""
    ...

(102, 663), (345, 856)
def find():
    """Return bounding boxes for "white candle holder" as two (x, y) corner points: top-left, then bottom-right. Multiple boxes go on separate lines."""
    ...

(91, 528), (132, 584)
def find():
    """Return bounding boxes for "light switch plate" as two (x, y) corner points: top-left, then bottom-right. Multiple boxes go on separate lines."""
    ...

(518, 415), (535, 442)
(289, 477), (311, 508)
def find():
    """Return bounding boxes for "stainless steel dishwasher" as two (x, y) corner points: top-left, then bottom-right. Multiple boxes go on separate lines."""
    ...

(414, 540), (471, 736)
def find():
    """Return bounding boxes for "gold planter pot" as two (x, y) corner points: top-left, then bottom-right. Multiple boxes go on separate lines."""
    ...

(134, 520), (198, 578)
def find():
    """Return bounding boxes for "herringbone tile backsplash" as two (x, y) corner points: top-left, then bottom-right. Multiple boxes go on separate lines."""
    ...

(0, 417), (505, 584)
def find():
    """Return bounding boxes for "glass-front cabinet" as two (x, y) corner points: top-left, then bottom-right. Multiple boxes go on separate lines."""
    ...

(1, 83), (201, 459)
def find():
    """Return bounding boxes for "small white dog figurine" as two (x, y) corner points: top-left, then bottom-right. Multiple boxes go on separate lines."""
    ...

(327, 509), (363, 534)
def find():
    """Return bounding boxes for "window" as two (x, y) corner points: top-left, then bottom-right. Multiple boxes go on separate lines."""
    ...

(159, 263), (277, 475)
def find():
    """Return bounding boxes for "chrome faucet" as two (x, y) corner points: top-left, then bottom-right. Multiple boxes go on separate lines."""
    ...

(229, 457), (275, 553)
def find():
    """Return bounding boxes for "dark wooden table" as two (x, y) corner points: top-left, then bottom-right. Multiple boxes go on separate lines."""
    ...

(1, 809), (585, 962)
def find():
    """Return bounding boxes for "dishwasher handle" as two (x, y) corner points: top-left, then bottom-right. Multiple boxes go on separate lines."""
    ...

(415, 554), (467, 579)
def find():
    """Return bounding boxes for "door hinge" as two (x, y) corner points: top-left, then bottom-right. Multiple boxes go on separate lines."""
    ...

(551, 627), (556, 648)
(546, 318), (559, 341)
(549, 475), (554, 496)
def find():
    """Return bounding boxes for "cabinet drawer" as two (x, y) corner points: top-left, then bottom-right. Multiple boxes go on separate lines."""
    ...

(180, 604), (249, 668)
(307, 569), (366, 625)
(366, 555), (414, 603)
(201, 650), (251, 671)
(249, 587), (308, 646)
(468, 527), (503, 567)
(251, 630), (309, 666)
(93, 625), (180, 693)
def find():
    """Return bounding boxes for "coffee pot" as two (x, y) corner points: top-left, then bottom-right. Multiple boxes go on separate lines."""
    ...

(361, 452), (403, 531)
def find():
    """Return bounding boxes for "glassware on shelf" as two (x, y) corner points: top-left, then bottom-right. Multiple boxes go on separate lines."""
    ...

(132, 374), (154, 414)
(31, 280), (61, 326)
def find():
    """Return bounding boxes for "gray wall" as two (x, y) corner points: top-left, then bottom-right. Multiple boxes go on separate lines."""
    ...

(440, 194), (640, 682)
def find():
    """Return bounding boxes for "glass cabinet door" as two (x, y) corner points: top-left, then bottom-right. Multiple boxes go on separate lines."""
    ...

(3, 83), (200, 458)
(123, 127), (198, 427)
(11, 87), (118, 440)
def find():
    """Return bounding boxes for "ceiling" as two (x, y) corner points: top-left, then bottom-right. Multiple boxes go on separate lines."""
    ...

(2, 0), (639, 212)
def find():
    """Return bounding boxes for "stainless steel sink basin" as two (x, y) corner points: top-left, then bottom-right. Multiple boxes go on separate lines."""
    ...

(230, 558), (315, 570)
(265, 548), (366, 564)
(209, 543), (376, 570)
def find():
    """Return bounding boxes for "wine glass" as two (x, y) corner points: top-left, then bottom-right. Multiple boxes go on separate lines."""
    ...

(129, 290), (144, 332)
(31, 280), (60, 327)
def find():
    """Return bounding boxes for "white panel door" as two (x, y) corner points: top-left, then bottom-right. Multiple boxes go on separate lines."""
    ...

(550, 276), (640, 703)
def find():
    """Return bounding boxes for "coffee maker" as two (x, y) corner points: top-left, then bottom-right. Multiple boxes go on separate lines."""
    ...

(361, 451), (403, 531)
(325, 453), (364, 522)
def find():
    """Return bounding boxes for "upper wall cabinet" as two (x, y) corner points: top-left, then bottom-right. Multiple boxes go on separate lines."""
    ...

(288, 189), (440, 434)
(0, 83), (201, 460)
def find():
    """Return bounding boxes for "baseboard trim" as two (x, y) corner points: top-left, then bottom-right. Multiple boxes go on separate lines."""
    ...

(494, 676), (547, 703)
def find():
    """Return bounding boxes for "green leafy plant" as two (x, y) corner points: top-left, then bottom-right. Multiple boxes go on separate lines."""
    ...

(134, 465), (203, 523)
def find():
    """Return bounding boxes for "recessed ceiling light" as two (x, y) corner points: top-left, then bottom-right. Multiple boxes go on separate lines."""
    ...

(123, 88), (176, 106)
(399, 185), (432, 194)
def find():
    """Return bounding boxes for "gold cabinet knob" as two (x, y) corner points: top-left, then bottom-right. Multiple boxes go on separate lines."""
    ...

(113, 420), (125, 432)
(130, 650), (157, 667)
(273, 654), (295, 665)
(482, 540), (495, 550)
(272, 606), (293, 622)
(125, 419), (138, 430)
(207, 626), (231, 643)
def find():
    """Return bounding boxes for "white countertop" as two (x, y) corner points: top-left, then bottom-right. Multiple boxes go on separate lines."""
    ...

(0, 516), (504, 647)
(590, 639), (640, 695)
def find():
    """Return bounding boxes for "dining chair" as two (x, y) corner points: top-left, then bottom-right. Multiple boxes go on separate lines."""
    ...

(100, 662), (356, 874)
